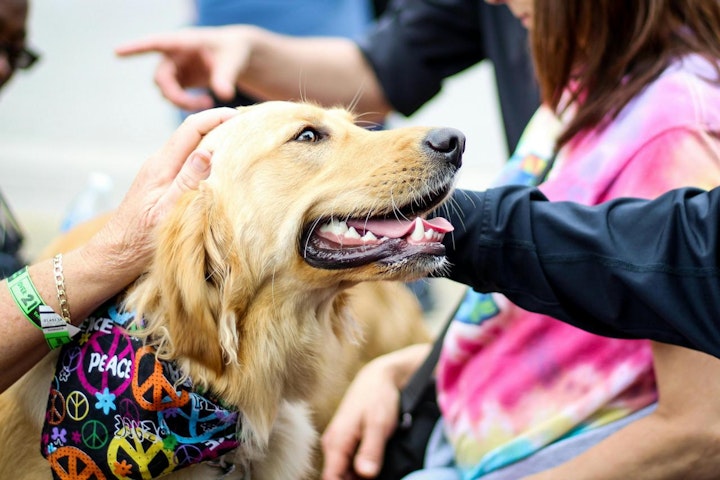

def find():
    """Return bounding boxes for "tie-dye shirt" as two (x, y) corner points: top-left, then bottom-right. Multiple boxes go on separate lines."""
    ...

(437, 53), (720, 478)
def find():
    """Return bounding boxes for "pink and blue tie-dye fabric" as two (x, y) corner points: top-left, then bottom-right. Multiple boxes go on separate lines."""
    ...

(437, 54), (720, 478)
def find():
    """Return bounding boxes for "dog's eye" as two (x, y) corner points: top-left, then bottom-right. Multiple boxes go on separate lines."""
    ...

(295, 127), (322, 143)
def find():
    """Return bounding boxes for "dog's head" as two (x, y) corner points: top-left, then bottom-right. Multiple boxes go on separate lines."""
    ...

(202, 100), (461, 280)
(125, 101), (462, 411)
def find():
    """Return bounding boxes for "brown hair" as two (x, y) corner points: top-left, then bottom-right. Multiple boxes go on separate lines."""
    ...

(532, 0), (720, 150)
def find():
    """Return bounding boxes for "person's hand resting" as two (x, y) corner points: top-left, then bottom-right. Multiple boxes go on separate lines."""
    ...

(321, 343), (431, 480)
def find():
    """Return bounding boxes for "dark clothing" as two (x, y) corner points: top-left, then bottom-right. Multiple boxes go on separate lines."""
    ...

(441, 186), (720, 358)
(0, 253), (22, 279)
(0, 190), (24, 279)
(358, 0), (540, 152)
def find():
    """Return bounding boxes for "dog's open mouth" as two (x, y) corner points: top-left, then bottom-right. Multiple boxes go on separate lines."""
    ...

(301, 188), (454, 270)
(302, 216), (453, 269)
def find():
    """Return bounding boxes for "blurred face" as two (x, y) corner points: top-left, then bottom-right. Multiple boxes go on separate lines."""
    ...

(485, 0), (534, 29)
(0, 0), (29, 90)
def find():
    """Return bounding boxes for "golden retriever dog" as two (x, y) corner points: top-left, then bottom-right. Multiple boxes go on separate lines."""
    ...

(0, 101), (463, 479)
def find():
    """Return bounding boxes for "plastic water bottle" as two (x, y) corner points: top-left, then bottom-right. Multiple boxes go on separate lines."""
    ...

(60, 172), (114, 232)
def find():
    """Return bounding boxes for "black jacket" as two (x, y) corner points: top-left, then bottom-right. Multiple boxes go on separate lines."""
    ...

(357, 0), (540, 153)
(442, 186), (720, 358)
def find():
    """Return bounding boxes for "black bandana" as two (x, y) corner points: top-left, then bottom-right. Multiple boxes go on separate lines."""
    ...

(40, 303), (241, 479)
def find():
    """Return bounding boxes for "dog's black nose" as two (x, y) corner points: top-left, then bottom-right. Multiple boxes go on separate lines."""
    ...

(423, 128), (465, 169)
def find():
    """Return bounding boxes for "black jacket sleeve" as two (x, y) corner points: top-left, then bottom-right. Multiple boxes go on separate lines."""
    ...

(357, 0), (539, 151)
(441, 186), (720, 358)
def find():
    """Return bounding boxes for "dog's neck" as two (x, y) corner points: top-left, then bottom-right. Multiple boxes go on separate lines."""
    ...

(133, 282), (353, 447)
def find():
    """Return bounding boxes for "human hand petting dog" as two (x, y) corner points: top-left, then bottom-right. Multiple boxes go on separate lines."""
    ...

(0, 107), (238, 393)
(321, 343), (432, 479)
(81, 107), (238, 288)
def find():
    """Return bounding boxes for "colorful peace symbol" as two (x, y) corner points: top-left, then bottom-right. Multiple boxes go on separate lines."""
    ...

(132, 346), (189, 411)
(81, 420), (109, 450)
(173, 444), (203, 466)
(47, 445), (107, 480)
(118, 397), (141, 423)
(77, 328), (135, 397)
(107, 428), (175, 479)
(60, 345), (82, 373)
(66, 391), (90, 422)
(159, 394), (237, 443)
(47, 388), (66, 426)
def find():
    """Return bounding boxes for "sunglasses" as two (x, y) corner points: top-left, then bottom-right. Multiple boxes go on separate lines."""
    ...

(0, 43), (39, 70)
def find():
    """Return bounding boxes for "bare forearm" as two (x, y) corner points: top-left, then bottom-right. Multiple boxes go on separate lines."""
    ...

(0, 244), (136, 392)
(525, 414), (720, 479)
(240, 27), (392, 122)
(380, 342), (433, 389)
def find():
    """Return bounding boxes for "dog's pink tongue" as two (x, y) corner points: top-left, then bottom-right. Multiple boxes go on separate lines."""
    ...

(347, 217), (453, 238)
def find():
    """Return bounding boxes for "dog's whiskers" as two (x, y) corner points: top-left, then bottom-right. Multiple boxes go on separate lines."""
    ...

(302, 217), (324, 258)
(347, 83), (365, 115)
(354, 119), (383, 130)
(388, 188), (404, 222)
(441, 191), (473, 249)
(297, 70), (308, 103)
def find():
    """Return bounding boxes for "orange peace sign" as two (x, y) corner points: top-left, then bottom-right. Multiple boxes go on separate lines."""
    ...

(66, 391), (90, 421)
(107, 428), (175, 479)
(47, 388), (66, 426)
(48, 445), (106, 480)
(132, 346), (189, 411)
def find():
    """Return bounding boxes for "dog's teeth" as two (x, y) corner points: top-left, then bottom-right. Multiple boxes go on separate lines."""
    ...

(423, 229), (444, 241)
(410, 218), (425, 241)
(345, 227), (361, 239)
(320, 219), (349, 235)
(362, 231), (378, 242)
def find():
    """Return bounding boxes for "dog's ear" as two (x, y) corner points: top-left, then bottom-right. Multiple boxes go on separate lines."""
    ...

(130, 185), (246, 376)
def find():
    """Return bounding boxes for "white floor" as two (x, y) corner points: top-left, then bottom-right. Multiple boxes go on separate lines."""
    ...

(0, 1), (505, 327)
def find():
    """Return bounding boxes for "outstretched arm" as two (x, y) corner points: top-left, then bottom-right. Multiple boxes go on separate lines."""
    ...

(116, 26), (391, 121)
(442, 185), (720, 358)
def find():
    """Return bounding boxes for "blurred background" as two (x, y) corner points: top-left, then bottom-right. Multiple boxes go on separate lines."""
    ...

(0, 0), (507, 320)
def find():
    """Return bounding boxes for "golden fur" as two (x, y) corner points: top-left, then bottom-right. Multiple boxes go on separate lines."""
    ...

(0, 101), (461, 479)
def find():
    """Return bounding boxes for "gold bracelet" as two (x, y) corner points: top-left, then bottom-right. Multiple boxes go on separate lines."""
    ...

(53, 254), (72, 325)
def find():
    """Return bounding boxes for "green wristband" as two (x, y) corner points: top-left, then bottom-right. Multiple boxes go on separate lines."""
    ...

(7, 266), (44, 330)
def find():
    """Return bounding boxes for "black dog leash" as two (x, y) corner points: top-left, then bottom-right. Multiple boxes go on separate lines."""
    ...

(397, 298), (461, 428)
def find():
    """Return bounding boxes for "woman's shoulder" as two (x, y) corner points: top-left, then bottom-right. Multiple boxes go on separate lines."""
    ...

(630, 54), (720, 128)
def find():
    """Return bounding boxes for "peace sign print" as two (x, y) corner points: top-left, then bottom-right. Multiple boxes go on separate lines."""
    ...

(81, 420), (109, 450)
(118, 397), (141, 423)
(47, 388), (66, 426)
(159, 393), (238, 444)
(66, 391), (90, 422)
(77, 328), (135, 397)
(173, 444), (203, 467)
(47, 445), (106, 480)
(132, 346), (189, 411)
(106, 428), (175, 479)
(60, 345), (82, 373)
